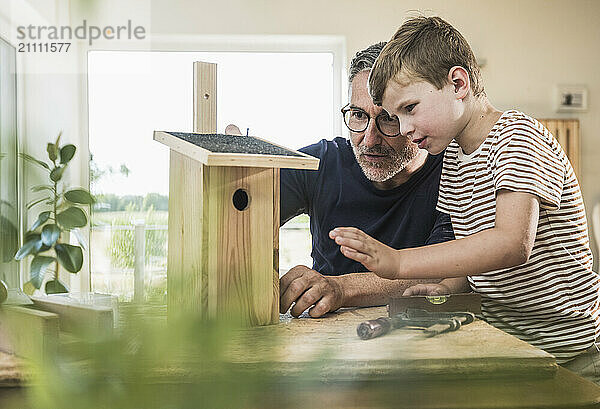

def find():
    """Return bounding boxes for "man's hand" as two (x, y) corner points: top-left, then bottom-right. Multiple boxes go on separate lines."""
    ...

(329, 227), (401, 279)
(280, 265), (344, 318)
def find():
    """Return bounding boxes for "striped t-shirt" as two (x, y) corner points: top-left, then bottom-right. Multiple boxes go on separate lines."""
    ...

(437, 110), (600, 363)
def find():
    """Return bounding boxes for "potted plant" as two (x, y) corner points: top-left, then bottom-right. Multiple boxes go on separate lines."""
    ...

(15, 132), (95, 294)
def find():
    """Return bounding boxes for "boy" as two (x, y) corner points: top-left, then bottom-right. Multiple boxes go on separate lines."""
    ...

(329, 16), (600, 380)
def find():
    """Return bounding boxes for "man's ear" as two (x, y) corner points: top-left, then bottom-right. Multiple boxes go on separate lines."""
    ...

(448, 66), (470, 99)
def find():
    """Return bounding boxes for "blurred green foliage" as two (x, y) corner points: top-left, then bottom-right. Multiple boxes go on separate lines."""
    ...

(26, 306), (282, 409)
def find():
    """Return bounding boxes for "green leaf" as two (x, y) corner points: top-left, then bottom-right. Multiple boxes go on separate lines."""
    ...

(20, 153), (50, 171)
(47, 142), (58, 162)
(14, 234), (43, 260)
(50, 166), (65, 182)
(57, 207), (87, 229)
(65, 189), (96, 205)
(45, 279), (68, 294)
(60, 144), (76, 164)
(23, 280), (36, 295)
(55, 131), (62, 146)
(26, 196), (51, 210)
(55, 243), (83, 273)
(30, 211), (51, 231)
(41, 224), (60, 246)
(31, 184), (54, 193)
(24, 231), (39, 241)
(30, 255), (55, 289)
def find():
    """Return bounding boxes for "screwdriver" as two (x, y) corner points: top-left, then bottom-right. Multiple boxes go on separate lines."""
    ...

(357, 309), (475, 340)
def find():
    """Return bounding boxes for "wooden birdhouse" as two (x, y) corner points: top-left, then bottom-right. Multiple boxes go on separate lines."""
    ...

(154, 62), (319, 326)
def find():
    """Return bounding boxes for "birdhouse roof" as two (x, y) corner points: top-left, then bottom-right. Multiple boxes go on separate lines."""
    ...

(154, 131), (319, 169)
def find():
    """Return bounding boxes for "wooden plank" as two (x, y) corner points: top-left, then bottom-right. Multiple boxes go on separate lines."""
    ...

(193, 61), (217, 134)
(226, 306), (557, 380)
(167, 61), (217, 321)
(205, 152), (319, 169)
(166, 151), (183, 320)
(29, 296), (113, 337)
(193, 61), (215, 318)
(272, 168), (280, 324)
(168, 62), (217, 320)
(0, 306), (59, 360)
(204, 166), (278, 325)
(154, 131), (210, 164)
(167, 151), (207, 319)
(153, 131), (320, 170)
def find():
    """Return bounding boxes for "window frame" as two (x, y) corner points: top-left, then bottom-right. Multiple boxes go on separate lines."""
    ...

(0, 34), (19, 288)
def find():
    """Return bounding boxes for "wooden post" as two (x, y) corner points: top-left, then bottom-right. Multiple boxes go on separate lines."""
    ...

(134, 220), (145, 303)
(193, 61), (217, 134)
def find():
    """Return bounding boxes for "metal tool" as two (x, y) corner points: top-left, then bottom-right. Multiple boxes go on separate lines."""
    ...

(357, 309), (475, 340)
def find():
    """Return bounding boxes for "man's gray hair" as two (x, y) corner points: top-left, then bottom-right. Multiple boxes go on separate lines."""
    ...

(348, 42), (387, 84)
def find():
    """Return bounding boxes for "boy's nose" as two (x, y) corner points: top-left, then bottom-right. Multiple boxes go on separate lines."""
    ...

(362, 119), (383, 148)
(400, 120), (414, 139)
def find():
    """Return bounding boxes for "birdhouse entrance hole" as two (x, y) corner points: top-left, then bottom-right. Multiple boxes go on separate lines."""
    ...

(233, 188), (249, 211)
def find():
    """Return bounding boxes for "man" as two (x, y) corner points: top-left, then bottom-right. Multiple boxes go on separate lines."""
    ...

(277, 42), (454, 317)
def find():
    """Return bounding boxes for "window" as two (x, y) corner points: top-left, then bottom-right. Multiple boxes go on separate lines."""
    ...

(0, 36), (19, 289)
(88, 50), (337, 301)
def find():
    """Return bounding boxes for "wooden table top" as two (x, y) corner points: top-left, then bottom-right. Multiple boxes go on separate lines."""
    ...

(0, 305), (564, 384)
(227, 306), (557, 380)
(2, 305), (600, 408)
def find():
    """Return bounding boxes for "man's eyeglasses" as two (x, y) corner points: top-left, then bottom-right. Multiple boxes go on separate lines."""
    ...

(341, 104), (401, 137)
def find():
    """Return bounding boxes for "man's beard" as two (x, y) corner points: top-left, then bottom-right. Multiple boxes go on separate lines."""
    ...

(351, 141), (420, 183)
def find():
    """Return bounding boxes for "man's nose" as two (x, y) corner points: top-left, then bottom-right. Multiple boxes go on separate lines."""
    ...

(362, 118), (383, 147)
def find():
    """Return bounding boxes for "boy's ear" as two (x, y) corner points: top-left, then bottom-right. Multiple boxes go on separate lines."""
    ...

(447, 66), (470, 99)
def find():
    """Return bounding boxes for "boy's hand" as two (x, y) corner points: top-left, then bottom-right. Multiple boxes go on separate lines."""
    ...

(329, 227), (400, 279)
(402, 283), (451, 296)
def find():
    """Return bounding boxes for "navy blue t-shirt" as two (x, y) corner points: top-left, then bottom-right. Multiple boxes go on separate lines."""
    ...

(280, 137), (454, 276)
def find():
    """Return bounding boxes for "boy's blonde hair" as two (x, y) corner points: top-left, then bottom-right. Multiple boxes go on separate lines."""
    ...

(369, 16), (484, 105)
